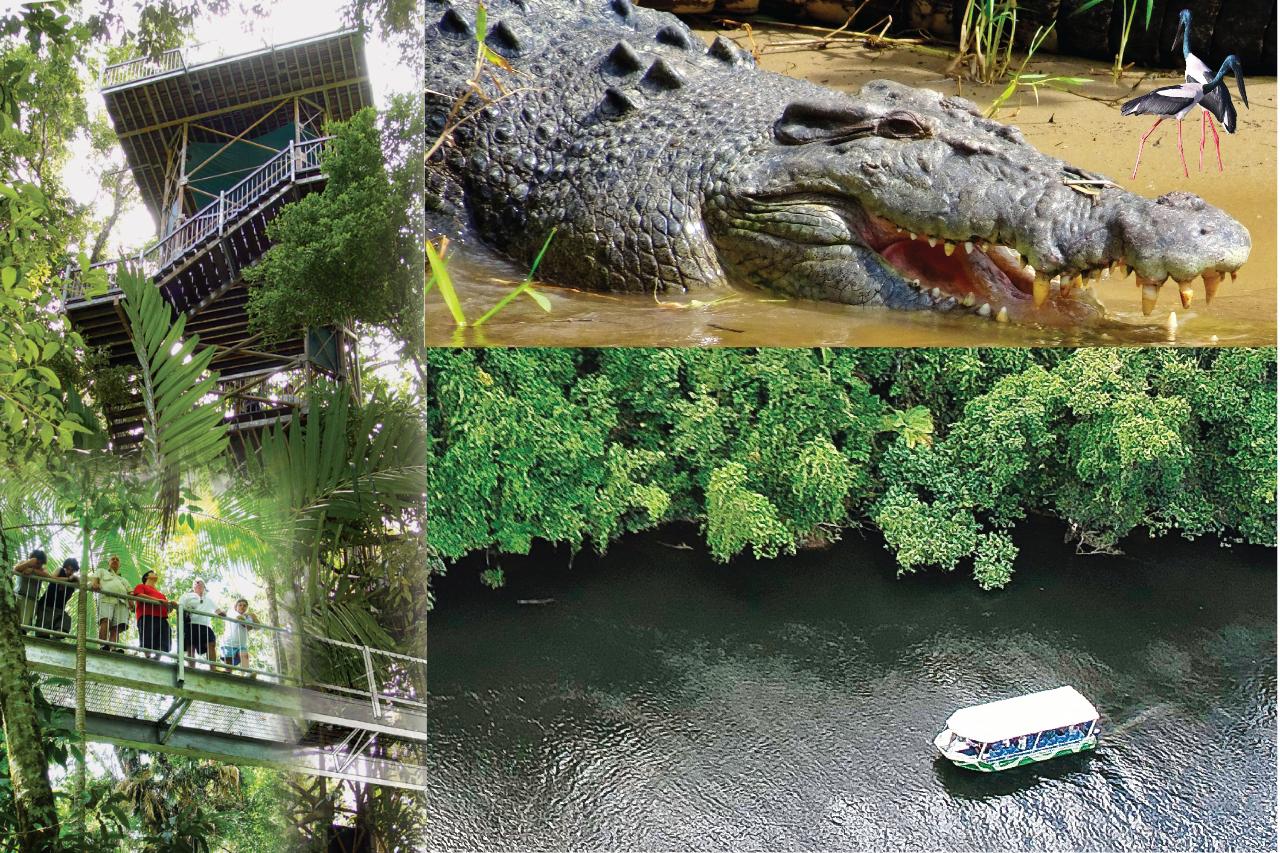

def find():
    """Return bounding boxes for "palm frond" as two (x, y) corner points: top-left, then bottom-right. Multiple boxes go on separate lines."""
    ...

(116, 268), (230, 532)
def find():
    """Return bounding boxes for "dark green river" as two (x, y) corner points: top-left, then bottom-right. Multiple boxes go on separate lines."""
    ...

(425, 522), (1276, 850)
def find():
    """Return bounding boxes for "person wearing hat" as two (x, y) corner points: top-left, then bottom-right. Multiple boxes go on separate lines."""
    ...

(178, 579), (225, 669)
(13, 549), (49, 628)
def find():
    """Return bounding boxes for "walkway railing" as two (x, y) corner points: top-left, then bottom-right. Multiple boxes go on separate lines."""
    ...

(12, 571), (424, 719)
(102, 48), (186, 88)
(63, 137), (330, 304)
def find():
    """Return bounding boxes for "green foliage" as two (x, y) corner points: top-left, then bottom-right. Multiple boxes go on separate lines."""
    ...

(985, 25), (1090, 117)
(954, 0), (1021, 83)
(0, 180), (100, 464)
(1072, 0), (1156, 81)
(705, 462), (794, 561)
(117, 265), (228, 529)
(428, 348), (1277, 590)
(245, 106), (418, 345)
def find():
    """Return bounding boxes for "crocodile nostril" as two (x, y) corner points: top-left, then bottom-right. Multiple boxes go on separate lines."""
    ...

(1200, 228), (1210, 236)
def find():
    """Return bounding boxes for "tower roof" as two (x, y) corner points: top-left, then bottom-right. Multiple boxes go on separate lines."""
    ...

(102, 29), (372, 220)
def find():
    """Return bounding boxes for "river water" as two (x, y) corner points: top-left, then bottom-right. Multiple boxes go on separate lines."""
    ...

(425, 523), (1276, 850)
(425, 27), (1277, 348)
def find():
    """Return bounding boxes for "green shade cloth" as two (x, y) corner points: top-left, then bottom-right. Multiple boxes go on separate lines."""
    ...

(185, 122), (316, 200)
(307, 327), (343, 376)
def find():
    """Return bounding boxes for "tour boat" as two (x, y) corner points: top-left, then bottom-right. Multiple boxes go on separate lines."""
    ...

(933, 686), (1100, 772)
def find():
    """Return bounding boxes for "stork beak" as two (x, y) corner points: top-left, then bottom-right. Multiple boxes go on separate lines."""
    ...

(1172, 18), (1184, 52)
(1235, 67), (1250, 109)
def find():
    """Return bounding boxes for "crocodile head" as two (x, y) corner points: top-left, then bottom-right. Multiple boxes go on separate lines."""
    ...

(706, 80), (1251, 324)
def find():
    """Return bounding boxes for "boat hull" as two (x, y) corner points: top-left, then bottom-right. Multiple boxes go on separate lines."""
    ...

(940, 736), (1098, 772)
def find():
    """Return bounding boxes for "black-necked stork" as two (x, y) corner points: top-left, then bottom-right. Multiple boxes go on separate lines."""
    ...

(1122, 54), (1247, 180)
(1173, 8), (1249, 172)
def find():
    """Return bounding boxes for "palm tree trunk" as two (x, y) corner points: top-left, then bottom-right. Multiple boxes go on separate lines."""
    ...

(0, 570), (60, 850)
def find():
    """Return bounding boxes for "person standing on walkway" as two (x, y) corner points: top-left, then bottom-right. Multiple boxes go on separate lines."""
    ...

(133, 570), (171, 658)
(13, 549), (49, 629)
(178, 579), (224, 669)
(220, 598), (258, 673)
(34, 558), (79, 637)
(90, 555), (132, 650)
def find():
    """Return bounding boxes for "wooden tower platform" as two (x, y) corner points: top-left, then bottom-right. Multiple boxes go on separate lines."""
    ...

(65, 31), (373, 446)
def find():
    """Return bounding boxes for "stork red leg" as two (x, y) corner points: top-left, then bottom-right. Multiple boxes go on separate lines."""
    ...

(1176, 119), (1189, 177)
(1131, 117), (1164, 180)
(1208, 115), (1224, 171)
(1199, 110), (1207, 172)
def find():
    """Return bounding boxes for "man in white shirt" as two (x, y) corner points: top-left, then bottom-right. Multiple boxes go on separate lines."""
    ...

(177, 579), (225, 668)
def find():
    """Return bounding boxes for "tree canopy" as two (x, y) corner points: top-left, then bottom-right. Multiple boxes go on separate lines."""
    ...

(427, 348), (1277, 590)
(244, 103), (423, 351)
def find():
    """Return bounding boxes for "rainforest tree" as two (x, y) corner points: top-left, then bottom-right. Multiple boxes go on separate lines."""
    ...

(426, 348), (1277, 590)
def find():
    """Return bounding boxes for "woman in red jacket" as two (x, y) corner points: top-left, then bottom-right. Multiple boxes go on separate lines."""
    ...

(132, 570), (171, 659)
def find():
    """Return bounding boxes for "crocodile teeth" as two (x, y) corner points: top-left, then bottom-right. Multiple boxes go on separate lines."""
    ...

(989, 245), (1020, 266)
(1138, 276), (1164, 316)
(1203, 271), (1222, 303)
(1070, 273), (1083, 290)
(964, 241), (974, 254)
(943, 241), (955, 256)
(1176, 280), (1194, 309)
(1022, 263), (1036, 280)
(930, 287), (942, 298)
(977, 302), (991, 318)
(927, 237), (937, 248)
(909, 232), (918, 241)
(1167, 311), (1178, 332)
(995, 306), (1009, 323)
(1032, 275), (1050, 307)
(962, 293), (976, 307)
(1049, 274), (1061, 287)
(1100, 267), (1111, 280)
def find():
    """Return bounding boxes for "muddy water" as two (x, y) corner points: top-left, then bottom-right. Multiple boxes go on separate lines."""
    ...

(425, 525), (1277, 850)
(425, 26), (1276, 347)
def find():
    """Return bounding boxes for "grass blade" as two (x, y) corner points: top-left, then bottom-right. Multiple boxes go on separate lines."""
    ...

(426, 241), (467, 327)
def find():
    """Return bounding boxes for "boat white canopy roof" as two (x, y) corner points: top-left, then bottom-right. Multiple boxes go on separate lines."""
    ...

(946, 686), (1098, 743)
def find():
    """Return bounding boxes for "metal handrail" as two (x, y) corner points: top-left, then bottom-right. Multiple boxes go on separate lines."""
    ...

(11, 570), (423, 714)
(63, 137), (330, 304)
(102, 49), (186, 88)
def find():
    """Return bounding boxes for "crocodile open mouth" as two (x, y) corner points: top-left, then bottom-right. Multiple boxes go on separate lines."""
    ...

(861, 212), (1235, 324)
(864, 212), (1103, 324)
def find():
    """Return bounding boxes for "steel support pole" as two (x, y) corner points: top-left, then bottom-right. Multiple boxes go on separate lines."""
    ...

(176, 602), (185, 686)
(361, 646), (381, 719)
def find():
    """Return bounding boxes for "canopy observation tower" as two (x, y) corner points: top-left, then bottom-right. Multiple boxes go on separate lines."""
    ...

(64, 31), (373, 447)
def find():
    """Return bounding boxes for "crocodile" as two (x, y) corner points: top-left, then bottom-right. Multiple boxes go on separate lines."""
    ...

(425, 0), (1251, 324)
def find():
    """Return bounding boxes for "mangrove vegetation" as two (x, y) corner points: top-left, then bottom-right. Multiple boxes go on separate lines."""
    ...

(427, 347), (1276, 590)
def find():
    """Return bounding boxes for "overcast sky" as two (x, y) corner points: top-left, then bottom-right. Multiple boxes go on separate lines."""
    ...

(68, 0), (418, 251)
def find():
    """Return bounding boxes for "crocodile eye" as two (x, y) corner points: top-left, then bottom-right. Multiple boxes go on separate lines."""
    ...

(876, 111), (930, 139)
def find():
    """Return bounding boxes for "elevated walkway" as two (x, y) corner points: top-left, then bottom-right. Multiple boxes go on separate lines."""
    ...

(18, 575), (427, 790)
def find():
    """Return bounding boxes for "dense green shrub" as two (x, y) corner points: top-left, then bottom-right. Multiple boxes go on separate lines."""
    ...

(427, 348), (1277, 588)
